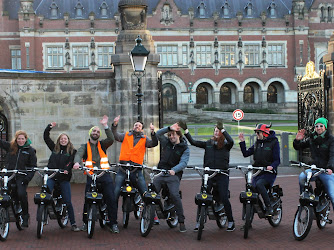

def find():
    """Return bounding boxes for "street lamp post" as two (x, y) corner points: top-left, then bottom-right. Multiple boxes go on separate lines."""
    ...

(188, 82), (193, 103)
(130, 35), (150, 122)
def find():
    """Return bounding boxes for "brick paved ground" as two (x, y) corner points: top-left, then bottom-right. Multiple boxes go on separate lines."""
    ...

(1, 174), (334, 249)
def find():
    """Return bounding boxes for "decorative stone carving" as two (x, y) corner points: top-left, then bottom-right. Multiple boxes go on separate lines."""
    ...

(118, 0), (148, 30)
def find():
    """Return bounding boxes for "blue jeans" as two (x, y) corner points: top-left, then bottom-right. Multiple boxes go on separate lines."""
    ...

(114, 169), (147, 199)
(83, 174), (117, 225)
(114, 169), (147, 221)
(47, 179), (76, 225)
(299, 170), (334, 208)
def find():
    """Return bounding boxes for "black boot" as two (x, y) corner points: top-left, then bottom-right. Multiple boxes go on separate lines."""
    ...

(22, 214), (30, 227)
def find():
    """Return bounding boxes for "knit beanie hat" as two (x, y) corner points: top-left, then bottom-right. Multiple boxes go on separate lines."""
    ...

(89, 126), (98, 136)
(314, 117), (328, 129)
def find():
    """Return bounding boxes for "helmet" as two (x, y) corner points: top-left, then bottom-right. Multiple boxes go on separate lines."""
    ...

(254, 123), (272, 137)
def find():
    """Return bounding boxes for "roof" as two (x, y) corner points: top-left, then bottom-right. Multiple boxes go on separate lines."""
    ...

(3, 0), (314, 20)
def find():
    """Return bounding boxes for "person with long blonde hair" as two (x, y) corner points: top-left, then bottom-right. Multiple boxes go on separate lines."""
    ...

(0, 130), (37, 227)
(44, 122), (80, 232)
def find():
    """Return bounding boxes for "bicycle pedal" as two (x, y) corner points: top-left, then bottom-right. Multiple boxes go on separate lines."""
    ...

(328, 219), (332, 224)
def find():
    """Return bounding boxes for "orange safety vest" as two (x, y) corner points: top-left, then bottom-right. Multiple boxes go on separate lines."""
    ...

(85, 141), (110, 174)
(119, 132), (147, 165)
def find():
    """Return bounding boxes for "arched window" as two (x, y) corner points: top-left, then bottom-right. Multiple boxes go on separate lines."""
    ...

(196, 85), (208, 104)
(321, 6), (325, 21)
(198, 2), (206, 18)
(220, 86), (231, 104)
(100, 1), (108, 18)
(245, 3), (253, 17)
(162, 84), (177, 111)
(328, 7), (332, 22)
(244, 85), (254, 103)
(222, 1), (230, 17)
(50, 1), (58, 19)
(267, 84), (277, 103)
(75, 1), (84, 19)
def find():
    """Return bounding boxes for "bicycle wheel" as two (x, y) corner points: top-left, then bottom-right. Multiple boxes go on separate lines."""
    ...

(216, 207), (227, 228)
(140, 204), (154, 237)
(15, 213), (23, 231)
(37, 205), (46, 239)
(15, 203), (23, 231)
(123, 211), (130, 229)
(166, 208), (179, 228)
(57, 204), (69, 228)
(87, 204), (97, 239)
(197, 206), (206, 241)
(268, 202), (283, 227)
(316, 202), (330, 229)
(99, 206), (108, 229)
(0, 207), (9, 241)
(244, 203), (252, 239)
(293, 205), (313, 241)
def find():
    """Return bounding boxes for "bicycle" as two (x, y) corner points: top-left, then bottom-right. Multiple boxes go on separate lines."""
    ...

(236, 165), (283, 239)
(290, 161), (332, 241)
(117, 163), (144, 228)
(33, 167), (69, 239)
(79, 166), (116, 238)
(139, 166), (179, 237)
(0, 168), (29, 241)
(186, 166), (229, 240)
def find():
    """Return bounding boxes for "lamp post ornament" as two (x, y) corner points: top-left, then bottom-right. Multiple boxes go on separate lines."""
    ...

(130, 35), (150, 122)
(188, 82), (193, 103)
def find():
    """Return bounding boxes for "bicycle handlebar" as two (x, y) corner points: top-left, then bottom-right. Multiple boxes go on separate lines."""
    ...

(185, 166), (229, 179)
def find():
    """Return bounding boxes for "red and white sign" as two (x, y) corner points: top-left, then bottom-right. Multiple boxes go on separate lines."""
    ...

(233, 109), (244, 121)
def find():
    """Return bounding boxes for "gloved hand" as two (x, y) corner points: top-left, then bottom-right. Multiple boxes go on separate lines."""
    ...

(178, 120), (187, 130)
(216, 121), (224, 131)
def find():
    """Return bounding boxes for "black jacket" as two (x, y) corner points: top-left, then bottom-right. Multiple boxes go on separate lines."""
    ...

(293, 130), (334, 170)
(0, 139), (36, 182)
(185, 130), (234, 171)
(44, 124), (76, 182)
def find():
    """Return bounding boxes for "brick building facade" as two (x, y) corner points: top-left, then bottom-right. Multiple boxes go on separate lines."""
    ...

(0, 0), (334, 113)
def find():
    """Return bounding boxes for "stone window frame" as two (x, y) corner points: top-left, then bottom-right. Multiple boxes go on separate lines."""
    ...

(9, 46), (21, 70)
(221, 1), (230, 18)
(220, 44), (236, 67)
(157, 44), (178, 67)
(182, 45), (188, 66)
(195, 44), (212, 67)
(97, 44), (114, 68)
(45, 45), (64, 69)
(267, 43), (286, 67)
(244, 43), (261, 67)
(100, 1), (109, 18)
(72, 45), (89, 69)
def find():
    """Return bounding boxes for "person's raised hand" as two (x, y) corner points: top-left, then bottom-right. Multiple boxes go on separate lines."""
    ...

(113, 115), (120, 126)
(296, 129), (306, 141)
(178, 120), (187, 130)
(100, 115), (108, 126)
(50, 122), (56, 128)
(239, 132), (245, 142)
(170, 123), (180, 131)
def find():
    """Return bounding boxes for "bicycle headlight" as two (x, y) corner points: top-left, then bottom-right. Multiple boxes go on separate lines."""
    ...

(246, 192), (252, 197)
(310, 194), (315, 200)
(126, 186), (132, 192)
(201, 194), (208, 199)
(40, 193), (46, 199)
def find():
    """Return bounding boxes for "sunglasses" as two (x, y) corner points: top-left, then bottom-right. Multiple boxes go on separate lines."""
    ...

(315, 125), (324, 128)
